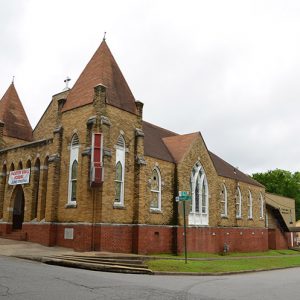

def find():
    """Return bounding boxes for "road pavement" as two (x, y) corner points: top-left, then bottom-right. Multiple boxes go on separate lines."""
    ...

(1, 255), (300, 300)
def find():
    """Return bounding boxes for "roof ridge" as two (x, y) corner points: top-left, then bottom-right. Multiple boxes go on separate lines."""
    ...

(142, 120), (178, 136)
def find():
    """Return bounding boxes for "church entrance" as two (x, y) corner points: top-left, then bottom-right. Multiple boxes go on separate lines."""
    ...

(12, 185), (25, 230)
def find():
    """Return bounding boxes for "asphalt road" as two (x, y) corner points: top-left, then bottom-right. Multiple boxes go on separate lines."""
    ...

(1, 255), (300, 300)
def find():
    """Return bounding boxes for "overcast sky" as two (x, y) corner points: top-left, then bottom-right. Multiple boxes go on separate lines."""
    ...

(1, 0), (300, 174)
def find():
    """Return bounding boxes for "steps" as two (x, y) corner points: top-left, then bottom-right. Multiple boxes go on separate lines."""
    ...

(40, 254), (153, 275)
(2, 230), (27, 241)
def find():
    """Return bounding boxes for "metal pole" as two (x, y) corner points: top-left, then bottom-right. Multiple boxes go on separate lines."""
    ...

(183, 201), (188, 264)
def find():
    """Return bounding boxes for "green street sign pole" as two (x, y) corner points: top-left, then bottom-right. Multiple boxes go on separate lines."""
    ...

(183, 200), (188, 264)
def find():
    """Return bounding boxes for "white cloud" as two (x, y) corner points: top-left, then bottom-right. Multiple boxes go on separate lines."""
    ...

(1, 0), (300, 174)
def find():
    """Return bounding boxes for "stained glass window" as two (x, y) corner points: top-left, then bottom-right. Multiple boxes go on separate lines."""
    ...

(71, 160), (78, 201)
(115, 162), (123, 203)
(150, 168), (161, 210)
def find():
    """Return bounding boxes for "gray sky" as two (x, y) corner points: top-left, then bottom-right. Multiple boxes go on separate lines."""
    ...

(1, 0), (300, 174)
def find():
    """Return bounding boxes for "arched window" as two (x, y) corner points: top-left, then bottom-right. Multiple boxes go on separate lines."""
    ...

(114, 135), (125, 206)
(71, 160), (78, 201)
(68, 134), (79, 204)
(248, 190), (253, 219)
(259, 193), (264, 219)
(150, 167), (161, 211)
(235, 187), (242, 218)
(220, 183), (228, 217)
(189, 162), (209, 225)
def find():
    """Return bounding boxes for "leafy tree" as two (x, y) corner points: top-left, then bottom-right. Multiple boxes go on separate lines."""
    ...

(252, 169), (300, 220)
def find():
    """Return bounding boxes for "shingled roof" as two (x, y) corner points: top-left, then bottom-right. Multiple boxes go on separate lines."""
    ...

(62, 40), (137, 114)
(143, 121), (263, 187)
(0, 83), (32, 141)
(208, 151), (264, 187)
(163, 132), (199, 163)
(143, 121), (176, 162)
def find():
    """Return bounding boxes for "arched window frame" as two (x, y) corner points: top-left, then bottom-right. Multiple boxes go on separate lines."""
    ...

(248, 190), (253, 219)
(189, 162), (209, 225)
(67, 134), (79, 205)
(259, 193), (264, 219)
(150, 167), (162, 211)
(114, 135), (125, 206)
(220, 183), (228, 217)
(235, 187), (242, 218)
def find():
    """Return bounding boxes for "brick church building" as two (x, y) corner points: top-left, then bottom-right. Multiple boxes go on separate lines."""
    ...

(0, 39), (292, 253)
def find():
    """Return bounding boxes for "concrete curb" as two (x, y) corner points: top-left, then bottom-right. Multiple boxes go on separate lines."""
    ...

(13, 255), (153, 275)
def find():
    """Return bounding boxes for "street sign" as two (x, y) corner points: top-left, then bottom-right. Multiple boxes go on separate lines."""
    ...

(178, 191), (192, 201)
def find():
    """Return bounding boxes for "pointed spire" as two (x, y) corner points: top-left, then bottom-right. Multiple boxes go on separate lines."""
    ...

(62, 40), (137, 114)
(0, 83), (33, 141)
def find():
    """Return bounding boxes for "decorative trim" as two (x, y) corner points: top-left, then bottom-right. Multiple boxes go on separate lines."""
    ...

(53, 126), (63, 134)
(81, 147), (91, 156)
(113, 204), (126, 209)
(136, 155), (146, 165)
(100, 115), (111, 126)
(135, 128), (144, 137)
(103, 148), (112, 157)
(86, 116), (96, 126)
(65, 203), (77, 209)
(48, 153), (60, 163)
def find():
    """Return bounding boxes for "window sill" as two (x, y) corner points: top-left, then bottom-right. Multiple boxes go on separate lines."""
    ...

(236, 217), (242, 220)
(221, 215), (228, 219)
(259, 217), (265, 221)
(150, 209), (162, 214)
(65, 203), (77, 208)
(248, 217), (253, 220)
(113, 203), (125, 209)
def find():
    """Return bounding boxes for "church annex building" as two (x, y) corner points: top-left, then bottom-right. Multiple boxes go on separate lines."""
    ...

(0, 40), (294, 253)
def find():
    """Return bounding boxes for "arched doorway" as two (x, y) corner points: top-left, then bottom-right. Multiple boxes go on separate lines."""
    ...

(12, 185), (25, 230)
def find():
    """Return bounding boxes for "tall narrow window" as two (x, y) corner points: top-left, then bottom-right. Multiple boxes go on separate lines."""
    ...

(235, 187), (242, 218)
(150, 167), (161, 211)
(248, 190), (253, 219)
(220, 184), (228, 217)
(68, 134), (79, 205)
(260, 193), (264, 219)
(114, 135), (125, 206)
(189, 162), (209, 225)
(71, 160), (78, 201)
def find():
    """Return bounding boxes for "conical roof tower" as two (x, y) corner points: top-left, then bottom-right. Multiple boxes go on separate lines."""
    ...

(0, 83), (33, 141)
(62, 40), (137, 114)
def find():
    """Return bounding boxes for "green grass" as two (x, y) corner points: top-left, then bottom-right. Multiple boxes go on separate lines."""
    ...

(146, 256), (300, 273)
(150, 249), (299, 259)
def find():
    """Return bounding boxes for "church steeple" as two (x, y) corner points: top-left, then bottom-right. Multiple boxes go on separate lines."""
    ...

(0, 83), (33, 141)
(62, 40), (137, 114)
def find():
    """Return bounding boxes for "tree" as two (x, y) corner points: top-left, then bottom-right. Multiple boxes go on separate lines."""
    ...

(252, 169), (300, 220)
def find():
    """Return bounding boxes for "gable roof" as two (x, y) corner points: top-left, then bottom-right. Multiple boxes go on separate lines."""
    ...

(163, 132), (199, 163)
(62, 40), (137, 114)
(142, 121), (176, 162)
(143, 121), (263, 188)
(0, 83), (32, 141)
(209, 151), (264, 187)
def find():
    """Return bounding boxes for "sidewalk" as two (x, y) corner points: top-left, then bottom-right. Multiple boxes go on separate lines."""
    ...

(0, 238), (152, 274)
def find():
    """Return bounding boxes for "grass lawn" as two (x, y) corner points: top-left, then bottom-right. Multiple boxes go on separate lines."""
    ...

(151, 249), (299, 259)
(146, 256), (300, 273)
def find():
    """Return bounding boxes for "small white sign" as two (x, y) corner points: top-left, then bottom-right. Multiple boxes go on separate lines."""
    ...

(8, 169), (31, 185)
(64, 228), (74, 240)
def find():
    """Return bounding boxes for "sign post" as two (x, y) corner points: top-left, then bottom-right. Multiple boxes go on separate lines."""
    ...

(177, 191), (192, 264)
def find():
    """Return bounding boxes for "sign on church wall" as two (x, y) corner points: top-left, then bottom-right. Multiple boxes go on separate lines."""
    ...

(8, 169), (31, 185)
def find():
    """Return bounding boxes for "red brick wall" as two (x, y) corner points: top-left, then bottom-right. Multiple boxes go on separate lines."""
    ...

(268, 228), (289, 250)
(1, 223), (292, 254)
(177, 227), (269, 253)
